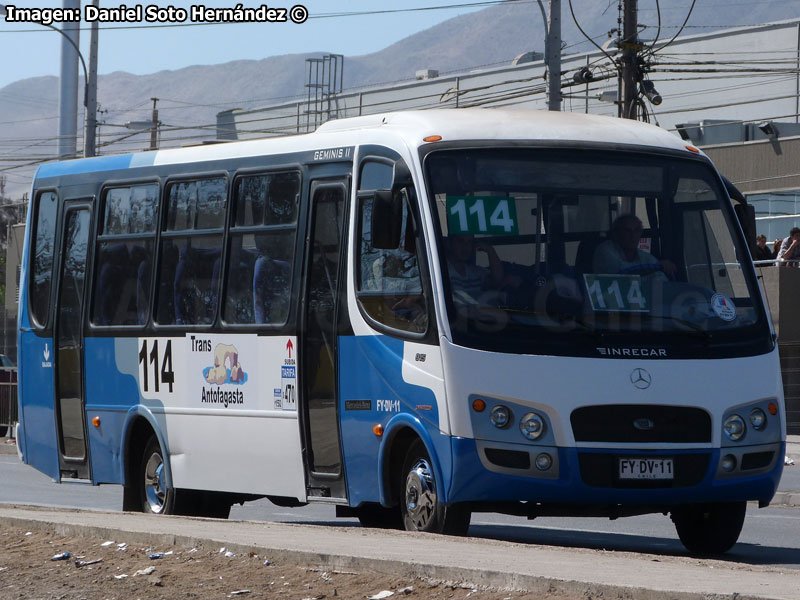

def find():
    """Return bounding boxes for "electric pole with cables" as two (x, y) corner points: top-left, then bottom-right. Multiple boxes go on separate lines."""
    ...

(620, 0), (641, 119)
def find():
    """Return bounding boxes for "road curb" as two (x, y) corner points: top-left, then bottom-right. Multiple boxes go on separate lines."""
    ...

(1, 506), (799, 600)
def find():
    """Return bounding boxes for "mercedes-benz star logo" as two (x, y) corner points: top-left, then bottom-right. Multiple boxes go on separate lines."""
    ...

(630, 368), (652, 390)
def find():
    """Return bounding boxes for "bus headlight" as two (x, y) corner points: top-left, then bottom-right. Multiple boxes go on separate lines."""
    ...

(723, 414), (746, 442)
(490, 405), (511, 429)
(520, 412), (545, 440)
(749, 408), (767, 431)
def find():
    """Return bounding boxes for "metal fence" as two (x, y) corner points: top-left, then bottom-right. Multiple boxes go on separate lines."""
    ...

(0, 378), (17, 431)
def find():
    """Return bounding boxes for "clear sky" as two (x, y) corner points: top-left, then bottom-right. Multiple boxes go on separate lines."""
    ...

(0, 0), (492, 90)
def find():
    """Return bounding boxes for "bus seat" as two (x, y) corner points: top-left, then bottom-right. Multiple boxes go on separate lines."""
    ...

(136, 258), (151, 325)
(575, 235), (605, 276)
(226, 246), (259, 323)
(253, 256), (291, 324)
(174, 246), (221, 324)
(94, 243), (130, 325)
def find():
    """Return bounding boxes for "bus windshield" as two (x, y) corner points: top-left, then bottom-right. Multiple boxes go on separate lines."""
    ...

(425, 148), (769, 356)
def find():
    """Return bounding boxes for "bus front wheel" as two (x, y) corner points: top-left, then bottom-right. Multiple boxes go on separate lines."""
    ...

(670, 501), (746, 555)
(400, 440), (470, 535)
(139, 436), (176, 515)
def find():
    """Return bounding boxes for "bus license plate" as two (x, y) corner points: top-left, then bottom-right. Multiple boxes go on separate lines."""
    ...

(618, 458), (674, 480)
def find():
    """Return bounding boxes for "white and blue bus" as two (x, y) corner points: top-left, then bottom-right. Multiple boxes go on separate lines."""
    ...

(17, 109), (784, 554)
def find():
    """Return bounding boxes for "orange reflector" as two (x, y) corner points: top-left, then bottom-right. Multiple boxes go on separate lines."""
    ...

(92, 416), (101, 428)
(768, 402), (778, 415)
(423, 135), (443, 143)
(685, 145), (700, 153)
(472, 398), (486, 412)
(372, 424), (384, 437)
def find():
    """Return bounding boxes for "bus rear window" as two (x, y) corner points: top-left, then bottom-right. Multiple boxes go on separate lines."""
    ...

(30, 191), (58, 327)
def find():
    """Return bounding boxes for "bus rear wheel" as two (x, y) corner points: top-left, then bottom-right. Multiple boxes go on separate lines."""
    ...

(400, 440), (470, 535)
(670, 501), (746, 555)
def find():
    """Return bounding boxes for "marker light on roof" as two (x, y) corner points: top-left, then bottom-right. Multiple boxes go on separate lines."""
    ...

(685, 145), (700, 153)
(423, 135), (443, 143)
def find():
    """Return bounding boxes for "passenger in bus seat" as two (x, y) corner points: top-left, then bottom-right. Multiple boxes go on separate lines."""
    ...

(592, 214), (676, 278)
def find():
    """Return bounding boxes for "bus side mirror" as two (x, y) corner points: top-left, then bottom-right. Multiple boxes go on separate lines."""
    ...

(371, 190), (403, 249)
(734, 202), (757, 256)
(392, 160), (413, 192)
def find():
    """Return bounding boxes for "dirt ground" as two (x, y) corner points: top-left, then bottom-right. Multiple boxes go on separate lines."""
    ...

(0, 522), (575, 600)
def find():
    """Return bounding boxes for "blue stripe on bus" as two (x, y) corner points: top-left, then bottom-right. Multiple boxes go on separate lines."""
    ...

(338, 335), (441, 507)
(36, 152), (157, 179)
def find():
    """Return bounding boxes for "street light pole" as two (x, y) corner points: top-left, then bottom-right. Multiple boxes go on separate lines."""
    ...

(0, 2), (97, 157)
(58, 0), (81, 158)
(537, 0), (562, 111)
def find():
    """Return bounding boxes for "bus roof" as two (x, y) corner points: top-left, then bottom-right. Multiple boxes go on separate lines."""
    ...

(34, 109), (695, 181)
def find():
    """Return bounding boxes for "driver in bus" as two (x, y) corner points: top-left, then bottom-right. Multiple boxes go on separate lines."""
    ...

(592, 214), (677, 278)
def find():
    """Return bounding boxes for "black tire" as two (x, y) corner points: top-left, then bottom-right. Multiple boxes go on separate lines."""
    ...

(139, 435), (176, 515)
(136, 436), (231, 518)
(671, 501), (747, 555)
(356, 503), (402, 529)
(400, 440), (470, 535)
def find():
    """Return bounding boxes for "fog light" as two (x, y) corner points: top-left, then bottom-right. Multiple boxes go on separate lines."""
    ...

(535, 452), (553, 471)
(723, 414), (746, 441)
(520, 412), (545, 440)
(721, 454), (737, 472)
(749, 408), (767, 430)
(490, 405), (511, 428)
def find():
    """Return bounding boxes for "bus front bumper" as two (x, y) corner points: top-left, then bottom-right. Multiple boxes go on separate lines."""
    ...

(448, 438), (785, 508)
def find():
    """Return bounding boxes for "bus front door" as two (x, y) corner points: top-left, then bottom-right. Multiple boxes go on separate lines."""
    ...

(300, 180), (348, 501)
(54, 206), (92, 480)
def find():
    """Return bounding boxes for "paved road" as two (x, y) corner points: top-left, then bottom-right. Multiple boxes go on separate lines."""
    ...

(3, 450), (799, 568)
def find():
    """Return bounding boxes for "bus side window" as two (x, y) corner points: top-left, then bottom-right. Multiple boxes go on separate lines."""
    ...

(356, 191), (427, 334)
(157, 177), (227, 325)
(224, 172), (299, 325)
(30, 191), (59, 327)
(91, 184), (158, 326)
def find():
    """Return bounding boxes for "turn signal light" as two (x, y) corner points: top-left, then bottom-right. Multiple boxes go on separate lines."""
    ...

(472, 398), (486, 412)
(91, 416), (101, 428)
(768, 402), (778, 415)
(423, 135), (443, 143)
(372, 424), (384, 437)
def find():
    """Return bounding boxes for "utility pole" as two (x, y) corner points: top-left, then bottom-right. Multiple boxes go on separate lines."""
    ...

(545, 0), (562, 111)
(620, 0), (641, 120)
(84, 0), (99, 157)
(58, 0), (81, 158)
(149, 98), (160, 151)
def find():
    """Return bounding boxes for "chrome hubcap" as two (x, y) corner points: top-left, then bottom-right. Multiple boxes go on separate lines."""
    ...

(404, 458), (437, 530)
(144, 451), (167, 513)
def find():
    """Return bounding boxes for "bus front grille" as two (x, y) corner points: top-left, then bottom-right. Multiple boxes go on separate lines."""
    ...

(571, 405), (711, 443)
